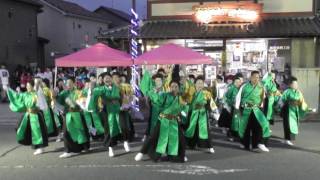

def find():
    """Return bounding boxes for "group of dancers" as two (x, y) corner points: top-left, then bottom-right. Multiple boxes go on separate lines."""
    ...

(3, 66), (314, 162)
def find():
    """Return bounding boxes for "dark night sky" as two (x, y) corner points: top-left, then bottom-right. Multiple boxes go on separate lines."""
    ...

(65, 0), (147, 19)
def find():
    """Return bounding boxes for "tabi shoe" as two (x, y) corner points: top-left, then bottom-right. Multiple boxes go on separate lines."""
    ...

(257, 144), (270, 152)
(124, 141), (130, 152)
(285, 140), (294, 146)
(108, 147), (114, 157)
(209, 148), (215, 154)
(59, 152), (79, 158)
(33, 148), (44, 155)
(135, 153), (143, 161)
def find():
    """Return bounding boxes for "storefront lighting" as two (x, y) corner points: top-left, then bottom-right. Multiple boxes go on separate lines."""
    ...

(193, 2), (262, 24)
(195, 8), (259, 23)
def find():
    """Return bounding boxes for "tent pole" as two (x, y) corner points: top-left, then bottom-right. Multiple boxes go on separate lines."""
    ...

(54, 66), (58, 88)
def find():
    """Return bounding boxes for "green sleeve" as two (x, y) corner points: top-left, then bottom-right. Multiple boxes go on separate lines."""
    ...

(262, 73), (272, 85)
(281, 90), (289, 102)
(56, 90), (68, 106)
(82, 89), (88, 97)
(262, 73), (274, 91)
(7, 89), (26, 112)
(93, 86), (106, 96)
(224, 86), (233, 106)
(108, 85), (121, 100)
(147, 89), (166, 106)
(139, 70), (152, 96)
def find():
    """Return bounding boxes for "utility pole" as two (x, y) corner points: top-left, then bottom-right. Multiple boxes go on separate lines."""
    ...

(132, 0), (136, 11)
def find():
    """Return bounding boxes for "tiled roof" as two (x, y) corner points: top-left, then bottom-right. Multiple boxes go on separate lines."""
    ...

(15, 0), (43, 7)
(42, 0), (110, 23)
(98, 16), (320, 39)
(95, 6), (130, 22)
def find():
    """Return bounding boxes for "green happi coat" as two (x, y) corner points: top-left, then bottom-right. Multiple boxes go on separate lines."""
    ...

(237, 82), (270, 139)
(185, 90), (216, 140)
(7, 89), (46, 146)
(262, 73), (281, 121)
(224, 84), (241, 132)
(92, 84), (122, 138)
(179, 80), (195, 126)
(57, 88), (88, 144)
(148, 91), (186, 156)
(140, 70), (164, 134)
(281, 88), (308, 135)
(81, 88), (105, 136)
(42, 87), (57, 136)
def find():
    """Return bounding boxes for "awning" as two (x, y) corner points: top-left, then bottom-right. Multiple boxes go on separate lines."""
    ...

(55, 43), (132, 67)
(135, 43), (212, 65)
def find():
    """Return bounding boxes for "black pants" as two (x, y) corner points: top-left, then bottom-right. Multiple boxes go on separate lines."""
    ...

(140, 122), (186, 163)
(282, 105), (296, 141)
(241, 112), (264, 149)
(185, 117), (213, 149)
(263, 97), (274, 125)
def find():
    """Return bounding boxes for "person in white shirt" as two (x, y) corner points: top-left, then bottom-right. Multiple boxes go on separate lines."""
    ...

(0, 65), (9, 102)
(43, 68), (53, 86)
(215, 75), (228, 107)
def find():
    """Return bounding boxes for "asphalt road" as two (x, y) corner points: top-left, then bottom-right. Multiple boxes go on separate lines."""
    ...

(0, 104), (319, 180)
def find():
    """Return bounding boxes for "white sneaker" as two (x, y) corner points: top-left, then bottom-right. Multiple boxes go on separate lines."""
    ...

(239, 144), (245, 149)
(134, 153), (143, 161)
(209, 148), (215, 154)
(81, 148), (90, 153)
(141, 135), (147, 142)
(59, 152), (78, 158)
(33, 148), (44, 155)
(222, 129), (227, 134)
(56, 133), (63, 142)
(108, 147), (114, 157)
(228, 137), (234, 142)
(124, 141), (130, 152)
(285, 140), (294, 146)
(184, 156), (188, 162)
(257, 144), (270, 152)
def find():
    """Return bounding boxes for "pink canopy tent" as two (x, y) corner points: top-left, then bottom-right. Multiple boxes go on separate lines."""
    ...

(55, 43), (132, 67)
(135, 43), (212, 65)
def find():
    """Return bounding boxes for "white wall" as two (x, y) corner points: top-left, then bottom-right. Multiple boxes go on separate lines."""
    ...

(65, 17), (108, 51)
(152, 2), (199, 16)
(38, 4), (68, 67)
(259, 0), (313, 13)
(291, 68), (320, 112)
(38, 2), (109, 67)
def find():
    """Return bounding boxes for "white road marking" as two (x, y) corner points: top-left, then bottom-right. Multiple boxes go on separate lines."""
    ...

(0, 164), (250, 175)
(154, 165), (249, 175)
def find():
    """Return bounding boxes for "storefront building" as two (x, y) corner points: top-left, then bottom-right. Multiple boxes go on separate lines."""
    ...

(98, 0), (320, 111)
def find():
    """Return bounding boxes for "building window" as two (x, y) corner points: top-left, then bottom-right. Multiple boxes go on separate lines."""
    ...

(8, 8), (14, 19)
(28, 29), (33, 38)
(98, 27), (103, 34)
(78, 24), (82, 29)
